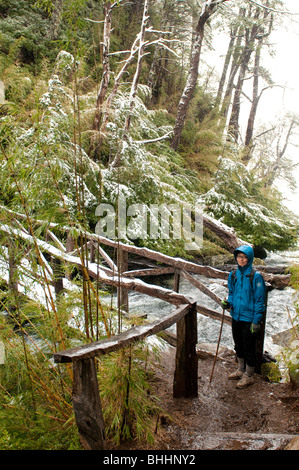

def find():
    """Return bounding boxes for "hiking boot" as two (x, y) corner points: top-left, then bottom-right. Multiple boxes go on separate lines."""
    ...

(236, 374), (254, 389)
(228, 369), (244, 380)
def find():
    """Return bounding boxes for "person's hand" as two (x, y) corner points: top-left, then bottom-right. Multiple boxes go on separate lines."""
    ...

(221, 299), (230, 309)
(250, 323), (261, 334)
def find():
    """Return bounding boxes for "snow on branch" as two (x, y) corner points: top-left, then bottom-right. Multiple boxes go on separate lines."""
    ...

(247, 0), (295, 15)
(134, 130), (173, 145)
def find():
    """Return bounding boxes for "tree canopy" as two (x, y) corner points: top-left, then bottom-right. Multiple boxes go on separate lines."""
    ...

(0, 0), (298, 255)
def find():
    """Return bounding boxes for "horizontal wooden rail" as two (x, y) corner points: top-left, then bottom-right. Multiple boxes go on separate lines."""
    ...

(89, 233), (229, 280)
(54, 303), (191, 363)
(122, 266), (175, 277)
(1, 223), (289, 290)
(2, 224), (232, 326)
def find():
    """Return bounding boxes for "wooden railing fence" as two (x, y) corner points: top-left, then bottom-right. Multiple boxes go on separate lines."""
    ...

(48, 232), (235, 450)
(0, 219), (280, 450)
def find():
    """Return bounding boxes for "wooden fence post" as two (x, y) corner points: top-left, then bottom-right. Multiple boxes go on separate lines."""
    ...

(173, 268), (180, 293)
(173, 302), (198, 398)
(72, 358), (106, 450)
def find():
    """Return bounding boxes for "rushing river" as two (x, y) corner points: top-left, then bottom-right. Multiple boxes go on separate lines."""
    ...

(115, 250), (299, 357)
(1, 247), (297, 360)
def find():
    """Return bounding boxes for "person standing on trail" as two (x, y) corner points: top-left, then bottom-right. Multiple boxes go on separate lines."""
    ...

(221, 245), (267, 389)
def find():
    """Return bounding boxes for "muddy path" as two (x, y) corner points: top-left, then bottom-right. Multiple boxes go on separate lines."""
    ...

(147, 345), (299, 451)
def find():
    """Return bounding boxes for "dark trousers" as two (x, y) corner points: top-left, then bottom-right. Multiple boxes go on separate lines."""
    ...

(232, 319), (257, 367)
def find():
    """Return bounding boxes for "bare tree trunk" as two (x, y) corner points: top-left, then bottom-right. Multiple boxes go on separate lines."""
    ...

(171, 0), (230, 151)
(110, 0), (149, 168)
(47, 0), (63, 40)
(227, 6), (261, 142)
(123, 0), (149, 132)
(93, 1), (113, 132)
(243, 36), (263, 159)
(89, 2), (114, 159)
(217, 7), (246, 121)
(100, 35), (139, 138)
(243, 5), (273, 161)
(215, 24), (238, 109)
(220, 16), (245, 121)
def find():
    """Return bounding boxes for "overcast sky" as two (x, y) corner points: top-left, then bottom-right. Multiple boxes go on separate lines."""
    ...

(255, 1), (299, 215)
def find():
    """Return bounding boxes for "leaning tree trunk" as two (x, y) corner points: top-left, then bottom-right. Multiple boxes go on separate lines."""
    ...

(243, 36), (263, 161)
(93, 1), (112, 132)
(203, 216), (244, 252)
(215, 22), (239, 109)
(171, 0), (230, 151)
(227, 6), (261, 142)
(219, 7), (246, 119)
(243, 5), (273, 162)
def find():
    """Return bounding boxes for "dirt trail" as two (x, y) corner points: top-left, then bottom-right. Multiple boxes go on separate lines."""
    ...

(148, 345), (299, 451)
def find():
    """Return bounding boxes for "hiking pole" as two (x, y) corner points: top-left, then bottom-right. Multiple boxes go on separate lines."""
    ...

(209, 306), (226, 384)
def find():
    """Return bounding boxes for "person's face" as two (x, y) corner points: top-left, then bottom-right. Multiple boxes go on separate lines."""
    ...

(237, 253), (248, 267)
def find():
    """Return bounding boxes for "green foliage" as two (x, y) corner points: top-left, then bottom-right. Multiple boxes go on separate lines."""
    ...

(0, 279), (164, 449)
(1, 64), (33, 103)
(0, 0), (57, 73)
(261, 362), (282, 383)
(202, 155), (299, 251)
(0, 292), (80, 449)
(98, 344), (163, 446)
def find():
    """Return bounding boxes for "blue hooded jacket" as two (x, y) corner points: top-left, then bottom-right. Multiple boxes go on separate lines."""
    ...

(227, 245), (266, 324)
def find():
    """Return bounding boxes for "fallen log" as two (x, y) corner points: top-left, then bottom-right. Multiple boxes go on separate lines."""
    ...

(203, 215), (245, 252)
(262, 273), (290, 290)
(213, 264), (290, 275)
(212, 264), (290, 289)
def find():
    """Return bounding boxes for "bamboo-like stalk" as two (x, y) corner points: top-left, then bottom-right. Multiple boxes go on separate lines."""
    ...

(0, 170), (74, 404)
(71, 28), (95, 342)
(39, 153), (111, 337)
(2, 311), (71, 394)
(120, 345), (132, 438)
(3, 334), (72, 419)
(0, 144), (68, 352)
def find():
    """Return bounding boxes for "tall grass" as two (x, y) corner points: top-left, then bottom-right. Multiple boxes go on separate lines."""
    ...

(0, 272), (164, 449)
(0, 11), (165, 447)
